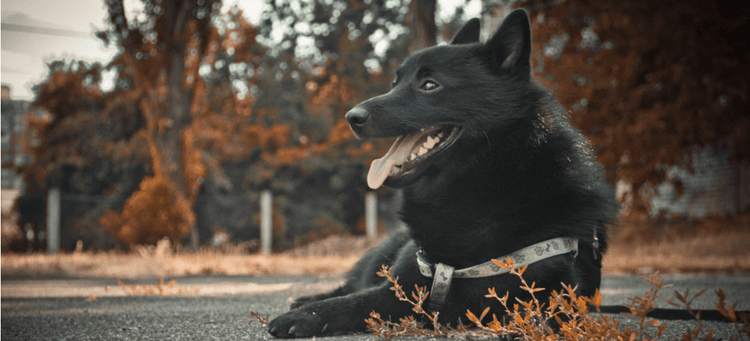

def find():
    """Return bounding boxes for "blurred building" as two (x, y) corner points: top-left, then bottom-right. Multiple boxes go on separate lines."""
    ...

(1, 84), (34, 190)
(618, 147), (750, 218)
(651, 148), (750, 217)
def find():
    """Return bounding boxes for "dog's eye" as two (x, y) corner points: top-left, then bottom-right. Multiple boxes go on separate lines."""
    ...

(420, 81), (440, 91)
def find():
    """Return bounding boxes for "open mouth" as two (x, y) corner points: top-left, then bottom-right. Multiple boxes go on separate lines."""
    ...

(367, 125), (462, 189)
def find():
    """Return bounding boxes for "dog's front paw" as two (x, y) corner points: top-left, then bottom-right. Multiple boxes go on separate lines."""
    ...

(268, 308), (330, 338)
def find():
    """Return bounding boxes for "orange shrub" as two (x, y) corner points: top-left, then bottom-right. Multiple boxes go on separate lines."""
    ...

(104, 176), (193, 246)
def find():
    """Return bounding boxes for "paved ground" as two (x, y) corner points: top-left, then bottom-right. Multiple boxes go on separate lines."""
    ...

(2, 274), (749, 340)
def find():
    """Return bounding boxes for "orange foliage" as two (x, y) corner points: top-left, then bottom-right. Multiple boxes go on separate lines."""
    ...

(99, 209), (123, 236)
(310, 74), (356, 106)
(522, 0), (749, 214)
(182, 127), (207, 203)
(327, 118), (355, 146)
(264, 146), (311, 168)
(254, 116), (378, 172)
(105, 176), (194, 246)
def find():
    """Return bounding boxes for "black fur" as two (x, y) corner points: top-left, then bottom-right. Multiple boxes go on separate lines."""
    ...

(268, 9), (619, 338)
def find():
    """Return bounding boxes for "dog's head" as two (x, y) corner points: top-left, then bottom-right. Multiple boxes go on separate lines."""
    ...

(346, 9), (536, 190)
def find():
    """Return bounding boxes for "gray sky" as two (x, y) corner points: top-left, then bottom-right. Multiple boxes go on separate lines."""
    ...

(0, 0), (266, 100)
(2, 0), (117, 99)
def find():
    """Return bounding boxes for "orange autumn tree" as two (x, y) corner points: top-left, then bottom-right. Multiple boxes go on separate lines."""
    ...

(519, 0), (750, 216)
(24, 5), (273, 249)
(207, 0), (417, 246)
(96, 0), (223, 247)
(97, 2), (307, 247)
(104, 0), (413, 248)
(23, 60), (152, 250)
(21, 0), (443, 250)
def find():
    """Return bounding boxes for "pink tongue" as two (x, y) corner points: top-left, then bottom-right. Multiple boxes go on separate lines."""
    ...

(367, 132), (427, 189)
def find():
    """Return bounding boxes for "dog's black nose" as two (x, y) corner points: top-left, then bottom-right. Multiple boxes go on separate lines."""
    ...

(345, 107), (369, 126)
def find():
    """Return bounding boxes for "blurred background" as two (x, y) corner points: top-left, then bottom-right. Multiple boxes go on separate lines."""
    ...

(1, 0), (748, 261)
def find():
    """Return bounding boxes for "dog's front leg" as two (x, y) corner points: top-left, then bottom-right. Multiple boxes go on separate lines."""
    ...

(267, 283), (416, 338)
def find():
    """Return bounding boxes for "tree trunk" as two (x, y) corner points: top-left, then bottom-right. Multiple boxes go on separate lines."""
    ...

(105, 0), (204, 250)
(160, 1), (200, 250)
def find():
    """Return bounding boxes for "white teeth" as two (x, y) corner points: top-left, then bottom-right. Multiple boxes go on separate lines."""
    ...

(425, 136), (437, 149)
(404, 130), (447, 164)
(408, 134), (442, 162)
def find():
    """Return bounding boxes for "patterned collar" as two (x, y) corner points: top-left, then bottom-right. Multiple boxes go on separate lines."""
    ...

(416, 237), (579, 311)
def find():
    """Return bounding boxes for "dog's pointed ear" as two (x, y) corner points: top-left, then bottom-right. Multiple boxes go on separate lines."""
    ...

(486, 9), (532, 76)
(451, 18), (480, 45)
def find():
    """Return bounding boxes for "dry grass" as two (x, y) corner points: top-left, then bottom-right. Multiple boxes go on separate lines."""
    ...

(84, 278), (201, 301)
(604, 216), (750, 274)
(361, 259), (750, 341)
(113, 278), (201, 296)
(604, 230), (750, 274)
(0, 251), (361, 279)
(2, 223), (749, 279)
(1, 235), (383, 279)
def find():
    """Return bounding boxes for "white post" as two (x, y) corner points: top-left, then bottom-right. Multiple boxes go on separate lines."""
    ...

(365, 191), (377, 238)
(260, 190), (272, 255)
(47, 187), (60, 254)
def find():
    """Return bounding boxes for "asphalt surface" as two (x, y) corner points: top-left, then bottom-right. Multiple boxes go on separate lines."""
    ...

(2, 274), (749, 340)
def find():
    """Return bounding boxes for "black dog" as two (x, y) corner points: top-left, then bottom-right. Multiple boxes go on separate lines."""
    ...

(268, 9), (619, 338)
